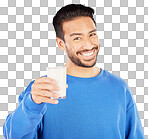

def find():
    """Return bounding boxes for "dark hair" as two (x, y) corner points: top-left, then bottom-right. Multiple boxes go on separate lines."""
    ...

(52, 4), (96, 42)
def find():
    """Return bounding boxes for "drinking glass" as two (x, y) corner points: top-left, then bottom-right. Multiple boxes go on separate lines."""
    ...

(46, 66), (67, 99)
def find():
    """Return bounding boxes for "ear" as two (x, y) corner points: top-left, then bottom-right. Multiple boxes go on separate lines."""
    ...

(56, 37), (65, 51)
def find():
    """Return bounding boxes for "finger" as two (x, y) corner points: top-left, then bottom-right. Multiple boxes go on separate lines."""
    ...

(36, 83), (60, 92)
(35, 77), (57, 85)
(39, 96), (59, 104)
(66, 84), (68, 88)
(31, 90), (60, 99)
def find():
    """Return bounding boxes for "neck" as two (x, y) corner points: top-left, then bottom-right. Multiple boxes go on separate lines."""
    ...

(64, 63), (100, 78)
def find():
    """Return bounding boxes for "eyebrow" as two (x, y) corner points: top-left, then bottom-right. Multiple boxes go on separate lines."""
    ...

(69, 29), (97, 37)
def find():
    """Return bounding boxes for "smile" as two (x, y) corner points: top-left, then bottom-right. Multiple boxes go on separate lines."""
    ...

(79, 49), (96, 60)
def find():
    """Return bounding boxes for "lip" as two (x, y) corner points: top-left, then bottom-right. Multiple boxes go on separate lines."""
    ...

(79, 49), (95, 60)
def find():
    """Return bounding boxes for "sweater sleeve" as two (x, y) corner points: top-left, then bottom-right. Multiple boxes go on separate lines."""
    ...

(3, 79), (47, 139)
(125, 86), (145, 139)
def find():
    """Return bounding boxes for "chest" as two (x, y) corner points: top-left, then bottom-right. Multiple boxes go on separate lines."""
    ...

(42, 86), (126, 139)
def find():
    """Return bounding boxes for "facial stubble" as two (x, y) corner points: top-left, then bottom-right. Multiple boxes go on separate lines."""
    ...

(65, 44), (99, 68)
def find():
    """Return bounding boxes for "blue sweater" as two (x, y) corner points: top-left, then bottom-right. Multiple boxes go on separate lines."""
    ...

(3, 68), (145, 139)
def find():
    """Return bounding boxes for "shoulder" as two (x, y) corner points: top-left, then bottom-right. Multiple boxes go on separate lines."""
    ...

(102, 69), (128, 89)
(102, 69), (135, 109)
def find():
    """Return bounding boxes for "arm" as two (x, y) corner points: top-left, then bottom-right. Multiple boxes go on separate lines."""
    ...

(3, 80), (47, 139)
(125, 88), (145, 139)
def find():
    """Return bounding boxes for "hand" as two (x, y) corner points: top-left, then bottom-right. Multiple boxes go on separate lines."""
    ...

(31, 77), (68, 104)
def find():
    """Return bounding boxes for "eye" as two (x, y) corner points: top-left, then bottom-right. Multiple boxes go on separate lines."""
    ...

(74, 37), (81, 40)
(90, 33), (96, 37)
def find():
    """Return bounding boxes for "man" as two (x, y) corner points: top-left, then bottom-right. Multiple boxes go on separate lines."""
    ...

(3, 4), (145, 139)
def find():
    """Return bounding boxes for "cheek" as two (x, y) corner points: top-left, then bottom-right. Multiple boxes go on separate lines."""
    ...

(69, 42), (80, 53)
(71, 48), (75, 53)
(67, 45), (76, 53)
(91, 36), (99, 44)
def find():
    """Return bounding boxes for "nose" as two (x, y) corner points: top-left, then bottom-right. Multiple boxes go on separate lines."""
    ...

(82, 37), (94, 51)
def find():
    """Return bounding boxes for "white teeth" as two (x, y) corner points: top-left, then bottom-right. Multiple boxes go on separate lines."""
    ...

(82, 51), (93, 56)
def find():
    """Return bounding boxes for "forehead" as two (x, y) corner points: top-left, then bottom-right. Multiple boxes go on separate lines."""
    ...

(62, 16), (96, 36)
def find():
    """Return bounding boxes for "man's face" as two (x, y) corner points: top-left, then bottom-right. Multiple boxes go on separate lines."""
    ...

(62, 16), (100, 68)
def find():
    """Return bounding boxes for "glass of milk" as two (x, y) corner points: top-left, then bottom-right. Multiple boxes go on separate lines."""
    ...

(46, 66), (67, 99)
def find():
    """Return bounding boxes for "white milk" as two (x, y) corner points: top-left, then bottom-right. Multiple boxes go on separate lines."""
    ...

(46, 66), (66, 99)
